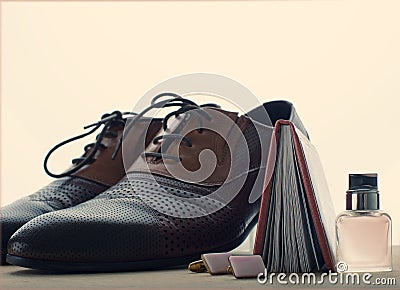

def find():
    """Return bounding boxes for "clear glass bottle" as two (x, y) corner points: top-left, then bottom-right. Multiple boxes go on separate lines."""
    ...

(336, 173), (392, 272)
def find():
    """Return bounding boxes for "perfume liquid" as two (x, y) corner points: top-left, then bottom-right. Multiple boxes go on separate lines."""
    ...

(336, 173), (392, 272)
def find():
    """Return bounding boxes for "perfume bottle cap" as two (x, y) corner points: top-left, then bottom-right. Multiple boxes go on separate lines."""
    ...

(349, 173), (378, 190)
(346, 173), (380, 210)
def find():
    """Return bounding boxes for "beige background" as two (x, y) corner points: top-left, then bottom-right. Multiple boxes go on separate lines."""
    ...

(1, 0), (399, 251)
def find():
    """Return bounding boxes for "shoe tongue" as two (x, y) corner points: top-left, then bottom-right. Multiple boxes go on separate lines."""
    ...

(73, 118), (161, 187)
(152, 107), (239, 154)
(164, 111), (192, 136)
(128, 107), (242, 185)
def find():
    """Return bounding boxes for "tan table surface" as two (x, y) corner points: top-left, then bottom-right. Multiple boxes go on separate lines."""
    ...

(1, 246), (399, 289)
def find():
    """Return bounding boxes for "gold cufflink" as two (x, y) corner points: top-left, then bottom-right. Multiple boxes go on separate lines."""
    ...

(188, 260), (207, 273)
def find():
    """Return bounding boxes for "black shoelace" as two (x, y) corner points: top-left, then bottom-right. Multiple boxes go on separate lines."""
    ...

(112, 93), (219, 162)
(43, 111), (135, 178)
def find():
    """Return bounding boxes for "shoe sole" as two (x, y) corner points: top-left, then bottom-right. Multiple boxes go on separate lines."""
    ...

(1, 252), (8, 265)
(6, 215), (258, 272)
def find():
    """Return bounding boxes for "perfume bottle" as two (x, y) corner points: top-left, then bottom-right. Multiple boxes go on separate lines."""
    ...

(336, 173), (392, 272)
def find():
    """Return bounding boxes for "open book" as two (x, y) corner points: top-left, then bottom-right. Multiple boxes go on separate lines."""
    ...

(253, 120), (336, 273)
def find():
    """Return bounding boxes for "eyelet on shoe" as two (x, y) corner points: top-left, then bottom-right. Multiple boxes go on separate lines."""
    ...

(197, 128), (203, 134)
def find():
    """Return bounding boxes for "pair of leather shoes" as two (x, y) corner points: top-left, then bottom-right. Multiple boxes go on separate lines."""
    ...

(2, 95), (308, 272)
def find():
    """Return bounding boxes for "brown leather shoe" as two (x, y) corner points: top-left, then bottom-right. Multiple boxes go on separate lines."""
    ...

(0, 111), (162, 264)
(6, 97), (308, 272)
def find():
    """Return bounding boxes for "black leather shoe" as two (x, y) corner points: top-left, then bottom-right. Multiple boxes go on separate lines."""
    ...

(6, 98), (308, 271)
(0, 111), (161, 264)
